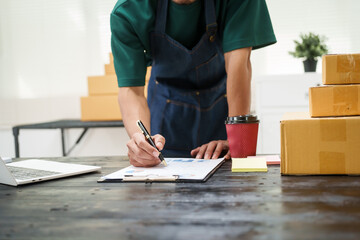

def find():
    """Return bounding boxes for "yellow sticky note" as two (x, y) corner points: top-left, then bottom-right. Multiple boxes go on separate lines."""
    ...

(232, 158), (268, 172)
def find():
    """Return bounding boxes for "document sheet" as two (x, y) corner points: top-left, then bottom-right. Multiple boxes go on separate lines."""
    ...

(99, 158), (224, 182)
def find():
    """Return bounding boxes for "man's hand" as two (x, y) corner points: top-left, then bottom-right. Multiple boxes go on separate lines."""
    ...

(127, 133), (166, 167)
(190, 140), (231, 160)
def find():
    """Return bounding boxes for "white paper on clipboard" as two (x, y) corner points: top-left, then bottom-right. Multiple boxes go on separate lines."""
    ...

(98, 158), (225, 182)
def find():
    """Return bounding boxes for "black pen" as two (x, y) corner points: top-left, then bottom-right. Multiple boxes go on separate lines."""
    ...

(136, 120), (167, 166)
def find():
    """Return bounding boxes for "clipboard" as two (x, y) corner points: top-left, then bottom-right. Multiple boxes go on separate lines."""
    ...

(97, 158), (225, 183)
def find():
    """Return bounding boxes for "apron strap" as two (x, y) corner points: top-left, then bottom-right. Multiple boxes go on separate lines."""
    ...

(155, 0), (218, 42)
(155, 0), (169, 33)
(204, 0), (217, 42)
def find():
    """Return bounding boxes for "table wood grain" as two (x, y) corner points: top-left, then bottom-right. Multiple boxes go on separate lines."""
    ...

(1, 156), (360, 240)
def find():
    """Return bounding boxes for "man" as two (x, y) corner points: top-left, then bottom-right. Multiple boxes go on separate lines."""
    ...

(111, 0), (276, 167)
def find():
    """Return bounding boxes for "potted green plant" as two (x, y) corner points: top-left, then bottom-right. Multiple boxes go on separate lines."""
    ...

(289, 32), (329, 72)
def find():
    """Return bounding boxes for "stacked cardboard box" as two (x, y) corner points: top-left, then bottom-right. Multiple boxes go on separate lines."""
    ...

(281, 54), (360, 175)
(81, 53), (151, 121)
(310, 54), (360, 117)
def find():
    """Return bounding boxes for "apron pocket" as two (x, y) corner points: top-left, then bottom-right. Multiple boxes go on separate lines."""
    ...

(160, 99), (200, 151)
(196, 53), (225, 88)
(197, 94), (228, 146)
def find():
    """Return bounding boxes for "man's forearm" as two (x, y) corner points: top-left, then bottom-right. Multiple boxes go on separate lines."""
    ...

(224, 48), (252, 116)
(118, 86), (151, 137)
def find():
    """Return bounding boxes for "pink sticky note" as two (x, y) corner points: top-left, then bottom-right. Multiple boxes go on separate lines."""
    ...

(247, 155), (280, 165)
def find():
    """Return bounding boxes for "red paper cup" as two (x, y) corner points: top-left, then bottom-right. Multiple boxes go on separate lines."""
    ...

(225, 115), (259, 158)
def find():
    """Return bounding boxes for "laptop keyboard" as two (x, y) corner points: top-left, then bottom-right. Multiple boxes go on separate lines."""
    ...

(7, 166), (61, 181)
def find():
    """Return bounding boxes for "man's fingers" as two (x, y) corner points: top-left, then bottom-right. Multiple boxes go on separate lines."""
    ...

(193, 140), (230, 160)
(153, 134), (165, 151)
(127, 134), (161, 167)
(224, 150), (231, 160)
(128, 148), (161, 167)
(204, 141), (217, 159)
(128, 148), (143, 167)
(133, 133), (158, 157)
(127, 139), (153, 160)
(211, 142), (224, 159)
(131, 158), (160, 167)
(196, 144), (208, 159)
(191, 147), (200, 157)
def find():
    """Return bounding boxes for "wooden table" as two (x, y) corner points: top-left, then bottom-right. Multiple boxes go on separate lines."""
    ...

(1, 156), (360, 240)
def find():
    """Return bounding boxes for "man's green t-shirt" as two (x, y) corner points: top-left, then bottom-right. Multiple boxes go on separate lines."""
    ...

(111, 0), (276, 87)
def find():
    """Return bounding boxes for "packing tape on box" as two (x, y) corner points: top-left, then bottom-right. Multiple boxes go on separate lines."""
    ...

(319, 151), (346, 174)
(337, 55), (360, 72)
(319, 119), (347, 174)
(333, 86), (359, 114)
(338, 73), (360, 84)
(337, 55), (360, 83)
(320, 119), (347, 141)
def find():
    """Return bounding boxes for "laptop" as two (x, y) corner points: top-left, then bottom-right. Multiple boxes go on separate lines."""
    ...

(0, 158), (101, 186)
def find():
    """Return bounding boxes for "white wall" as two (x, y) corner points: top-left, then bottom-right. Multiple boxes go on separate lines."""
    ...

(251, 0), (360, 76)
(0, 0), (116, 100)
(1, 0), (360, 157)
(0, 0), (127, 158)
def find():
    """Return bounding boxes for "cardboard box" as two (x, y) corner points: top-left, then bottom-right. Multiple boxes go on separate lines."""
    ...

(105, 63), (115, 75)
(322, 54), (360, 85)
(87, 66), (151, 97)
(281, 112), (360, 175)
(309, 85), (360, 117)
(88, 76), (118, 96)
(81, 95), (122, 121)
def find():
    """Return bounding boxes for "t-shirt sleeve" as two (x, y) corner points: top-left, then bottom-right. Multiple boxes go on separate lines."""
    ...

(222, 0), (277, 52)
(110, 8), (147, 87)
